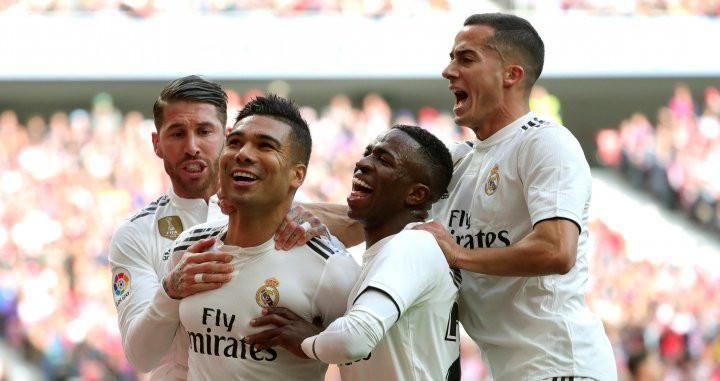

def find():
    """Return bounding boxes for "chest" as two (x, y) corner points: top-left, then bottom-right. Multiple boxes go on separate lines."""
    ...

(180, 251), (323, 338)
(433, 147), (527, 239)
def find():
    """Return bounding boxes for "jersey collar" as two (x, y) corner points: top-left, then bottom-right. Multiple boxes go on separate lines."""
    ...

(167, 186), (218, 210)
(472, 111), (536, 150)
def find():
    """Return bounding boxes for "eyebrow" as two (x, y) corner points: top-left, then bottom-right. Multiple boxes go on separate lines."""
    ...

(227, 130), (283, 147)
(166, 121), (216, 130)
(368, 144), (397, 161)
(450, 48), (478, 59)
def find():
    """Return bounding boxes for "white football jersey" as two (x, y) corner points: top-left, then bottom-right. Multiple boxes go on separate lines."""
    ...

(108, 188), (226, 380)
(338, 227), (461, 381)
(170, 219), (361, 381)
(431, 112), (616, 381)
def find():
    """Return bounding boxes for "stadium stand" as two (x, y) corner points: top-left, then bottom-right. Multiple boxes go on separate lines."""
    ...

(2, 1), (720, 379)
(2, 86), (720, 380)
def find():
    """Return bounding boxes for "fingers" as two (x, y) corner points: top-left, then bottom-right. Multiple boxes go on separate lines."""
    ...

(245, 328), (283, 347)
(264, 307), (303, 321)
(217, 188), (237, 215)
(194, 272), (233, 283)
(164, 249), (234, 299)
(250, 312), (291, 328)
(275, 214), (307, 250)
(186, 237), (217, 254)
(275, 206), (328, 250)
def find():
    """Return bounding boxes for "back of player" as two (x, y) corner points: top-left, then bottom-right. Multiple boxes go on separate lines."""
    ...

(338, 228), (461, 381)
(171, 220), (359, 380)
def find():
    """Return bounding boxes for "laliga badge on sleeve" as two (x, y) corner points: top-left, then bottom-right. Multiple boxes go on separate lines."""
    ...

(112, 267), (131, 306)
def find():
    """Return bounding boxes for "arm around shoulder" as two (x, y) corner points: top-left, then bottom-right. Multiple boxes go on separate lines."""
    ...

(302, 202), (364, 247)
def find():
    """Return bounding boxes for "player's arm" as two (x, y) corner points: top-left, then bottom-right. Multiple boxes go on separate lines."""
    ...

(247, 290), (398, 362)
(415, 127), (588, 276)
(219, 190), (356, 250)
(299, 202), (364, 248)
(109, 224), (181, 372)
(111, 228), (231, 371)
(248, 232), (440, 362)
(415, 218), (578, 276)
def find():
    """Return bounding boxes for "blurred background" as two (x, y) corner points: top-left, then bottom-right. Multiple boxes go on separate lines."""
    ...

(1, 1), (720, 380)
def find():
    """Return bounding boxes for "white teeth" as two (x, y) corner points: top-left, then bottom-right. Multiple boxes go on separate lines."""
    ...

(352, 177), (373, 190)
(186, 163), (202, 172)
(232, 171), (258, 180)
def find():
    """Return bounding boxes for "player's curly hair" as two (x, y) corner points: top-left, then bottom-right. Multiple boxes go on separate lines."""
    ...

(391, 124), (453, 204)
(234, 94), (312, 166)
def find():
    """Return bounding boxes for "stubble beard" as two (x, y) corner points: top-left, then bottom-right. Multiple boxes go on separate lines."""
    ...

(166, 158), (219, 199)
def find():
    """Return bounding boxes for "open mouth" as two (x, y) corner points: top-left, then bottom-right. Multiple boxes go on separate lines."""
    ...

(232, 170), (258, 183)
(351, 177), (374, 194)
(453, 90), (468, 106)
(182, 161), (207, 176)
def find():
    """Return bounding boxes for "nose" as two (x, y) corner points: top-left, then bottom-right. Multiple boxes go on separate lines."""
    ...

(184, 134), (200, 157)
(355, 156), (372, 172)
(442, 61), (456, 80)
(234, 143), (255, 164)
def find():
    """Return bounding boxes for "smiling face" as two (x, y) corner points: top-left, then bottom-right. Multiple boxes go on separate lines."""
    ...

(442, 24), (506, 131)
(347, 129), (425, 228)
(220, 115), (305, 211)
(152, 101), (224, 200)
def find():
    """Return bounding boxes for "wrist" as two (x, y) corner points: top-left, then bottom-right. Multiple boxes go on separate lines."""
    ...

(161, 276), (179, 299)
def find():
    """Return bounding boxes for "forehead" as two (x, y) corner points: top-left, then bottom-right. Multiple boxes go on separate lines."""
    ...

(161, 101), (221, 126)
(231, 115), (292, 140)
(451, 24), (495, 52)
(372, 129), (421, 153)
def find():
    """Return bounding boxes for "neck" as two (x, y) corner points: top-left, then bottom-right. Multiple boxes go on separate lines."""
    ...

(172, 184), (218, 204)
(473, 99), (530, 141)
(224, 199), (292, 247)
(364, 211), (425, 248)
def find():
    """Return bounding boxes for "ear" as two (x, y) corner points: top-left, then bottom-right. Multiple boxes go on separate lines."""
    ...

(503, 64), (525, 88)
(289, 163), (307, 189)
(151, 131), (163, 159)
(405, 183), (431, 207)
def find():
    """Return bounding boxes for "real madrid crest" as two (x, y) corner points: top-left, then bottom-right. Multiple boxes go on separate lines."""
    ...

(484, 164), (500, 195)
(256, 278), (280, 308)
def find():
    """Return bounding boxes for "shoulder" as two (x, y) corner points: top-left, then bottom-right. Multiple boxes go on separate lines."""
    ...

(109, 196), (171, 253)
(128, 194), (171, 223)
(171, 220), (227, 253)
(382, 230), (445, 266)
(110, 194), (172, 245)
(302, 236), (359, 270)
(518, 117), (582, 150)
(447, 140), (474, 163)
(303, 235), (346, 261)
(388, 229), (439, 251)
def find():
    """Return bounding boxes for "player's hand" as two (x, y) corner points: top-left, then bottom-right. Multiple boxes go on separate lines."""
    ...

(246, 307), (323, 359)
(413, 220), (462, 268)
(274, 204), (328, 250)
(217, 188), (236, 215)
(162, 237), (234, 299)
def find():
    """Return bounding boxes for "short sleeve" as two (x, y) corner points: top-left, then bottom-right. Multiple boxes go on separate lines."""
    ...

(361, 230), (446, 315)
(518, 126), (591, 231)
(312, 239), (361, 325)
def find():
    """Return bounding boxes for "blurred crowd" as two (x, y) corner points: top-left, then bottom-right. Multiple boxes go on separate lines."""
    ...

(588, 218), (720, 380)
(0, 0), (718, 16)
(2, 84), (718, 380)
(597, 83), (720, 234)
(0, 88), (473, 380)
(512, 0), (720, 16)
